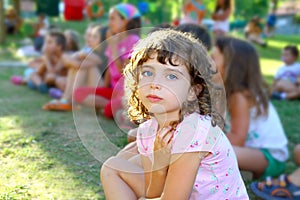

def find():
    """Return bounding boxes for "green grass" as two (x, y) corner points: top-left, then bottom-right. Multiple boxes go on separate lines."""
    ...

(0, 67), (128, 199)
(1, 20), (300, 199)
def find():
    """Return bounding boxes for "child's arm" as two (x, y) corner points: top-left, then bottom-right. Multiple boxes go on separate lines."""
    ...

(159, 152), (207, 200)
(36, 57), (47, 75)
(107, 30), (129, 73)
(28, 57), (45, 69)
(141, 126), (174, 198)
(102, 69), (110, 87)
(226, 92), (250, 146)
(62, 54), (81, 69)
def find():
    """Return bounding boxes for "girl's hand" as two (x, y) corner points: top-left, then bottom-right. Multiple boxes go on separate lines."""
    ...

(153, 124), (177, 170)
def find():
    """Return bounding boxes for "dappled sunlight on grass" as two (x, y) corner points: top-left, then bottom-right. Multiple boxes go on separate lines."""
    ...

(0, 116), (21, 131)
(0, 114), (104, 199)
(260, 58), (282, 77)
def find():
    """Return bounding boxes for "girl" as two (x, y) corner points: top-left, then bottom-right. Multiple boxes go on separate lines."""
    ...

(211, 0), (233, 38)
(101, 29), (248, 199)
(211, 37), (289, 179)
(73, 3), (141, 118)
(42, 25), (107, 111)
(64, 29), (80, 53)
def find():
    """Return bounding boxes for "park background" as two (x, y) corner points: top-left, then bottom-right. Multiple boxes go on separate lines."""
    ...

(0, 0), (300, 199)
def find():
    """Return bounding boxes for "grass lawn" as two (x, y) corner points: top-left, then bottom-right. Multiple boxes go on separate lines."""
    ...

(1, 19), (300, 199)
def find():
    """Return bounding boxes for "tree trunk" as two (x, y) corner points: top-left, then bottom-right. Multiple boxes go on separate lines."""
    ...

(272, 0), (278, 12)
(0, 0), (5, 44)
(13, 0), (20, 16)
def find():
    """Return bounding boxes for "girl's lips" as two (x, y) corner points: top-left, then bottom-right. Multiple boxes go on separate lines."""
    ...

(146, 95), (163, 102)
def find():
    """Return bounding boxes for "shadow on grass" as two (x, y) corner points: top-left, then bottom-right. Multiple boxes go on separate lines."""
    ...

(0, 67), (127, 199)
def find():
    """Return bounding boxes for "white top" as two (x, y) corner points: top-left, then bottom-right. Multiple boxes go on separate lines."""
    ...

(275, 62), (300, 83)
(226, 102), (289, 162)
(246, 103), (289, 161)
(212, 9), (230, 33)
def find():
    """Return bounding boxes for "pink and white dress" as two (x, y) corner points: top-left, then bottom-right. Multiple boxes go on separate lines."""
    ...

(137, 112), (249, 199)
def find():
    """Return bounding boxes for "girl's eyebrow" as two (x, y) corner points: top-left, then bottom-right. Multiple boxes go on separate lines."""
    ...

(140, 65), (154, 70)
(141, 64), (185, 75)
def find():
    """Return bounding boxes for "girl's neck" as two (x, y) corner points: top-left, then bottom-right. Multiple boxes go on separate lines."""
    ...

(154, 112), (180, 130)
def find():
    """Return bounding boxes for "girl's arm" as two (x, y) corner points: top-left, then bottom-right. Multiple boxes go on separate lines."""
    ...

(141, 155), (168, 198)
(226, 92), (251, 146)
(102, 69), (111, 87)
(212, 8), (231, 21)
(142, 126), (174, 198)
(159, 152), (206, 200)
(110, 44), (128, 73)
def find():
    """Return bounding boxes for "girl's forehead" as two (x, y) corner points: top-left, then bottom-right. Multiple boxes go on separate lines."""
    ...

(109, 8), (119, 17)
(141, 55), (187, 71)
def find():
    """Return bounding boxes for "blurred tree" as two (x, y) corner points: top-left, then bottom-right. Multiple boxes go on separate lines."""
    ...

(234, 0), (269, 20)
(0, 0), (5, 44)
(271, 0), (278, 12)
(12, 0), (20, 15)
(293, 13), (300, 33)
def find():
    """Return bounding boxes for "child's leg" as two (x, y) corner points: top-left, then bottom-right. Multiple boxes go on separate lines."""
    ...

(54, 76), (66, 91)
(29, 72), (43, 86)
(233, 146), (268, 179)
(73, 87), (112, 109)
(86, 65), (102, 87)
(273, 80), (300, 99)
(101, 155), (145, 199)
(60, 68), (84, 101)
(289, 167), (300, 186)
(44, 72), (56, 86)
(294, 144), (300, 166)
(273, 80), (297, 93)
(116, 141), (139, 160)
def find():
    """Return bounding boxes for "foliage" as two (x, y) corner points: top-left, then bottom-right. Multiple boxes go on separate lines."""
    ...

(233, 0), (269, 20)
(293, 13), (300, 24)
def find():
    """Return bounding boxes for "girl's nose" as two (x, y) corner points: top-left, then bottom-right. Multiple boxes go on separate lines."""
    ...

(150, 82), (161, 90)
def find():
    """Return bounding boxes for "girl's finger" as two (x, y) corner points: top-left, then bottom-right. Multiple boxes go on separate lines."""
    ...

(162, 129), (175, 144)
(158, 126), (172, 138)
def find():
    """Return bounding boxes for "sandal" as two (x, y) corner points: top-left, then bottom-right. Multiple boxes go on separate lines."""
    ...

(250, 174), (300, 200)
(42, 99), (72, 111)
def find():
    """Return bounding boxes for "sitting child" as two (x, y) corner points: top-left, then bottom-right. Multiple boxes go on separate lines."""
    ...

(27, 30), (68, 93)
(271, 45), (300, 100)
(211, 36), (289, 179)
(42, 25), (108, 111)
(4, 6), (22, 34)
(73, 3), (141, 118)
(101, 29), (249, 199)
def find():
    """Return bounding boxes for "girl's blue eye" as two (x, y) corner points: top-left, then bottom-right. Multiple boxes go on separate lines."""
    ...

(142, 71), (153, 77)
(167, 74), (178, 80)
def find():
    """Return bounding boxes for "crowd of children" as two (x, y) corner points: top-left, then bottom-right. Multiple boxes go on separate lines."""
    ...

(8, 0), (300, 199)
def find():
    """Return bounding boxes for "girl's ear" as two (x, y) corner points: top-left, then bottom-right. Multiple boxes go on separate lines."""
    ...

(187, 84), (203, 101)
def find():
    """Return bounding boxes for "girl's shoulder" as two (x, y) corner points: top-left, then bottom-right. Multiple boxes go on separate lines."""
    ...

(137, 118), (158, 135)
(179, 113), (213, 135)
(183, 112), (211, 124)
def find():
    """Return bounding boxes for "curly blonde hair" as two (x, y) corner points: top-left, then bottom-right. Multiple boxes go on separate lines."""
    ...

(124, 29), (225, 128)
